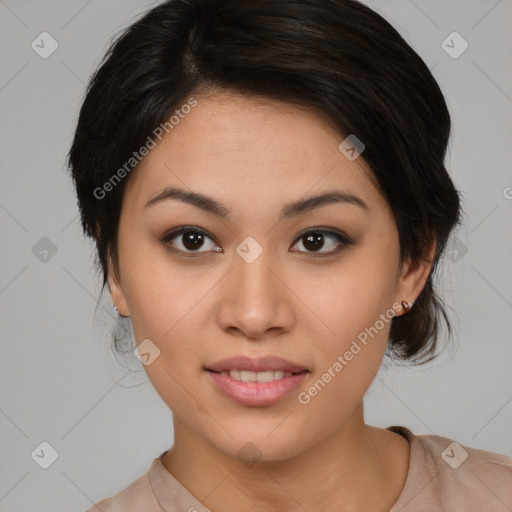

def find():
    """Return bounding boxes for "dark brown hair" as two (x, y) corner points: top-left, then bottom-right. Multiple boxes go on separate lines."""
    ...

(67, 0), (462, 365)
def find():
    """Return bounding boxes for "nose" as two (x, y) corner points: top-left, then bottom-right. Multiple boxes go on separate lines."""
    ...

(216, 247), (295, 341)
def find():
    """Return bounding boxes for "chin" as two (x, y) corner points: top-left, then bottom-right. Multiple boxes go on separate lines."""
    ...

(206, 422), (313, 465)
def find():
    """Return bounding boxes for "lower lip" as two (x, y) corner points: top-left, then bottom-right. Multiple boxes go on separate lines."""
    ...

(206, 370), (309, 407)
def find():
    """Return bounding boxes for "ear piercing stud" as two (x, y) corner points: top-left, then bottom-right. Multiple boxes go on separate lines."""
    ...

(401, 300), (412, 312)
(113, 304), (129, 318)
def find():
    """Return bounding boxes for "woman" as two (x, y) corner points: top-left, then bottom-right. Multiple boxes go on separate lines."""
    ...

(68, 0), (512, 510)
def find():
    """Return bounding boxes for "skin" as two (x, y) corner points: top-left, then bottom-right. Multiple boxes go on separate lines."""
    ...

(108, 89), (435, 512)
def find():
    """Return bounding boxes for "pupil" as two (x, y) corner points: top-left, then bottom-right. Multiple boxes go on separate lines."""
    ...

(183, 232), (204, 250)
(304, 233), (324, 251)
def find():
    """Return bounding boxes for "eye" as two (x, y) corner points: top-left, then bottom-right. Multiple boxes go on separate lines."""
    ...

(161, 226), (352, 258)
(161, 226), (221, 257)
(290, 228), (352, 256)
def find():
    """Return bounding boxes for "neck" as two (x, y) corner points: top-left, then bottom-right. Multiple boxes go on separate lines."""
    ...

(161, 403), (409, 512)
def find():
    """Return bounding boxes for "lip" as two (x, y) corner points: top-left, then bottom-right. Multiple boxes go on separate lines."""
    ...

(206, 370), (309, 407)
(205, 355), (309, 373)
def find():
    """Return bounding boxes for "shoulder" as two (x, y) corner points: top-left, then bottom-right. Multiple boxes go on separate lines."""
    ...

(84, 451), (210, 512)
(388, 425), (512, 511)
(419, 431), (512, 498)
(85, 468), (163, 512)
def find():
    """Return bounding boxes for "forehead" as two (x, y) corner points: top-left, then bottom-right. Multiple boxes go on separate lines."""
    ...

(123, 90), (382, 215)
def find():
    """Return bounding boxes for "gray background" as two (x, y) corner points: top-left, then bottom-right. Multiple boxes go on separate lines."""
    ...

(0, 0), (511, 510)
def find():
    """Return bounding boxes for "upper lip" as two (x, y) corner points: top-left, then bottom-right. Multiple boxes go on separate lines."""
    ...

(205, 356), (309, 373)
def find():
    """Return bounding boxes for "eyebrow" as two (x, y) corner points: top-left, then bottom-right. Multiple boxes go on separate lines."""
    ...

(144, 186), (369, 220)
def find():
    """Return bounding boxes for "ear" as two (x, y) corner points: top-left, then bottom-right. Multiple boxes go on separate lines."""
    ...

(394, 241), (436, 317)
(107, 254), (131, 317)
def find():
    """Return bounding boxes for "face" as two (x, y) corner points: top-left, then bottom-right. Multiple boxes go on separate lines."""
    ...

(108, 90), (431, 462)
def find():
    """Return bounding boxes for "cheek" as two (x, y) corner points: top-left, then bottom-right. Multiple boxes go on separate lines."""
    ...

(295, 280), (393, 428)
(127, 279), (212, 419)
(291, 236), (399, 398)
(295, 244), (399, 343)
(118, 271), (206, 413)
(120, 239), (207, 335)
(294, 340), (385, 447)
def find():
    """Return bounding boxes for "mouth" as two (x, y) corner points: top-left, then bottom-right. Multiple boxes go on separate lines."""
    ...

(204, 356), (310, 407)
(206, 369), (307, 382)
(204, 355), (309, 374)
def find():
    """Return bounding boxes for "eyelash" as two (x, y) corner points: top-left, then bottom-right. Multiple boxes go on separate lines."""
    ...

(160, 225), (353, 258)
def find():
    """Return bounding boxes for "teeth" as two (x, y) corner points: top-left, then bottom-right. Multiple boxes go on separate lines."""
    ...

(219, 370), (294, 381)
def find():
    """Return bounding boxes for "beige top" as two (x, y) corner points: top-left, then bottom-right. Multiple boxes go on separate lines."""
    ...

(86, 426), (512, 511)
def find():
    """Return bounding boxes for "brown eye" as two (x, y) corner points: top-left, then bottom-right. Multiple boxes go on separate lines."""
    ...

(291, 229), (352, 255)
(161, 226), (221, 256)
